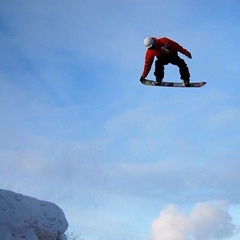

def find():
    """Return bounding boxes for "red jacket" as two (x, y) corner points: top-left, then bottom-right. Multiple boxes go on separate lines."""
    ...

(141, 37), (190, 78)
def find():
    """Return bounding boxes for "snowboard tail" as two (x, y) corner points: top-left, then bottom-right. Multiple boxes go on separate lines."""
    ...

(140, 78), (207, 88)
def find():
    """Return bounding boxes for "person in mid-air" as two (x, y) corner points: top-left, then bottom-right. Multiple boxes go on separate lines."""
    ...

(140, 37), (192, 85)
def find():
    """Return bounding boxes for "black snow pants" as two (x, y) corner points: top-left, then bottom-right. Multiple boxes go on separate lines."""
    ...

(154, 53), (190, 81)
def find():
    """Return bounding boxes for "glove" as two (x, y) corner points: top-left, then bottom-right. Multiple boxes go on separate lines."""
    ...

(185, 51), (192, 59)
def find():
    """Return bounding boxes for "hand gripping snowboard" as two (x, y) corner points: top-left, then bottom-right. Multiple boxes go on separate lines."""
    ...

(140, 78), (206, 88)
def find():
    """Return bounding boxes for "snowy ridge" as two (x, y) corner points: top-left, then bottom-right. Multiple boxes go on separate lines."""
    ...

(0, 189), (68, 240)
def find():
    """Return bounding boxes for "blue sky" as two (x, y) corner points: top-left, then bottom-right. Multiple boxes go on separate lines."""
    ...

(1, 1), (240, 240)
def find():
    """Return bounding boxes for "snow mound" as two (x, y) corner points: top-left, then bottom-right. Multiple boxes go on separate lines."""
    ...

(0, 189), (68, 240)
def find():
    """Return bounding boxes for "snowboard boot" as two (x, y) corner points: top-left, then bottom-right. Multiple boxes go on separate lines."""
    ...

(155, 78), (163, 85)
(183, 79), (190, 87)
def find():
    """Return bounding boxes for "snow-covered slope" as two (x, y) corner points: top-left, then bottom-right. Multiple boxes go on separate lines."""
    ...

(0, 189), (68, 240)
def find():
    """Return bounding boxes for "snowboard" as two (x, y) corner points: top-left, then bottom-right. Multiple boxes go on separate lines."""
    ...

(140, 78), (207, 88)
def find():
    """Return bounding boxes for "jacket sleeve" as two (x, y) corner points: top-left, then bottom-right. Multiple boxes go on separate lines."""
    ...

(141, 52), (154, 78)
(167, 38), (189, 55)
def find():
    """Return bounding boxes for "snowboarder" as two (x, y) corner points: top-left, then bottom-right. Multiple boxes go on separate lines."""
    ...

(140, 37), (192, 85)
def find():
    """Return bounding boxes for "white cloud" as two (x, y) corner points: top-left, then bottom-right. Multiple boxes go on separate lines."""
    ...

(151, 202), (236, 240)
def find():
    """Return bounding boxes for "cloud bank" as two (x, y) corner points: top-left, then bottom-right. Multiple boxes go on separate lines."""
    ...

(151, 201), (236, 240)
